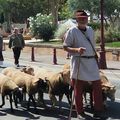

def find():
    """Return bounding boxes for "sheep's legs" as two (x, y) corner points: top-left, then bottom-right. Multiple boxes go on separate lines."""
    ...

(13, 93), (18, 108)
(27, 95), (37, 111)
(0, 95), (5, 108)
(9, 94), (14, 112)
(59, 95), (63, 110)
(65, 93), (71, 106)
(38, 92), (46, 107)
(0, 94), (13, 112)
(69, 86), (73, 101)
(49, 94), (57, 108)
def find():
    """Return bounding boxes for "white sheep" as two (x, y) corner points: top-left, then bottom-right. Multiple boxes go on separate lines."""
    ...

(0, 73), (23, 112)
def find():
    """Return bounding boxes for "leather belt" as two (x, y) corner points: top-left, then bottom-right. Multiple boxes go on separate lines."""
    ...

(81, 56), (95, 59)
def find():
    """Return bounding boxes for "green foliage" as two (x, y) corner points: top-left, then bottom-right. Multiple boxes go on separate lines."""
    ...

(28, 13), (55, 42)
(105, 27), (120, 42)
(67, 0), (120, 28)
(0, 12), (4, 24)
(95, 30), (101, 43)
(88, 22), (101, 30)
(58, 2), (72, 20)
(105, 41), (120, 47)
(54, 23), (68, 40)
(95, 26), (120, 43)
(67, 0), (99, 14)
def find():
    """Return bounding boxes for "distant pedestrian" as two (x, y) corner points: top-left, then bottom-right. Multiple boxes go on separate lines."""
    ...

(0, 34), (4, 65)
(8, 27), (25, 67)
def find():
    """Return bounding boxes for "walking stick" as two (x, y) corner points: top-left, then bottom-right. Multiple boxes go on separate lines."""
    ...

(68, 56), (81, 120)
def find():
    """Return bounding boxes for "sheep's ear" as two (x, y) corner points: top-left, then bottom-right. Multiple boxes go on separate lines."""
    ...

(45, 77), (49, 81)
(45, 77), (50, 84)
(60, 72), (63, 77)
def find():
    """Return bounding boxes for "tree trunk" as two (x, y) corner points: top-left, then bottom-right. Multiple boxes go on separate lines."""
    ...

(50, 0), (59, 27)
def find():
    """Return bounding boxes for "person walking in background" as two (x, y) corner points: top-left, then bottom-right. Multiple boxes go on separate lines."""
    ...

(0, 34), (4, 65)
(9, 27), (25, 67)
(63, 10), (105, 119)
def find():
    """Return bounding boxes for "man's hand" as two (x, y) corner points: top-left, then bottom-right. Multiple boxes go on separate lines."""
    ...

(77, 47), (86, 55)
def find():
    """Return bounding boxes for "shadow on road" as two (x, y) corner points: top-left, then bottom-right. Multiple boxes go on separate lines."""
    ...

(0, 99), (120, 120)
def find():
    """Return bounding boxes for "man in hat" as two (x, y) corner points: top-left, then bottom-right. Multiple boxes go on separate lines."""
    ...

(63, 10), (105, 119)
(9, 27), (25, 67)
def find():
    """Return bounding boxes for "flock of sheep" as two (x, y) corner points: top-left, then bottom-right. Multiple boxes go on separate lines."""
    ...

(0, 64), (116, 114)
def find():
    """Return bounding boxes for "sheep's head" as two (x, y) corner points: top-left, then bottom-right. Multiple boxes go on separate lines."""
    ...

(21, 66), (34, 76)
(102, 85), (116, 102)
(63, 64), (70, 70)
(60, 69), (70, 84)
(38, 78), (49, 92)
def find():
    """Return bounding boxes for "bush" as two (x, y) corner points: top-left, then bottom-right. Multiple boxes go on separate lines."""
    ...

(95, 26), (120, 43)
(105, 26), (120, 42)
(95, 30), (101, 43)
(54, 23), (68, 40)
(54, 19), (76, 41)
(28, 13), (55, 42)
(88, 22), (101, 30)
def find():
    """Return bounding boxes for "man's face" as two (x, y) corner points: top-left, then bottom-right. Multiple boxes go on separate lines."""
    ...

(75, 12), (88, 25)
(14, 29), (19, 34)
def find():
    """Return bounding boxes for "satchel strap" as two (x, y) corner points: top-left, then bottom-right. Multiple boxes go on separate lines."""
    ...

(78, 27), (99, 67)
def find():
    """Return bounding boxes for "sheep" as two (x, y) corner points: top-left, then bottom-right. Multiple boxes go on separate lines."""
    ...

(82, 75), (116, 109)
(20, 66), (54, 104)
(25, 66), (71, 109)
(63, 64), (116, 109)
(2, 67), (48, 112)
(45, 69), (71, 109)
(2, 66), (35, 101)
(63, 63), (70, 70)
(0, 73), (23, 112)
(99, 71), (116, 108)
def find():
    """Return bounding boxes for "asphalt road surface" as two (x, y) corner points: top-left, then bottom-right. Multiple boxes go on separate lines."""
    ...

(0, 58), (120, 120)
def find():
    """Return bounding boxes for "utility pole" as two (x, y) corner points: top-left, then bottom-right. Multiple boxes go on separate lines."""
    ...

(99, 0), (107, 69)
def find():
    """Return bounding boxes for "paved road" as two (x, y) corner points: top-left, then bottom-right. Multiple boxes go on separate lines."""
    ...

(0, 49), (120, 120)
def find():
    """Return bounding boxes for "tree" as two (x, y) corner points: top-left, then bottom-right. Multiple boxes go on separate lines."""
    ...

(0, 12), (4, 24)
(58, 1), (71, 20)
(67, 0), (120, 25)
(67, 0), (99, 22)
(104, 0), (120, 27)
(49, 0), (68, 26)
